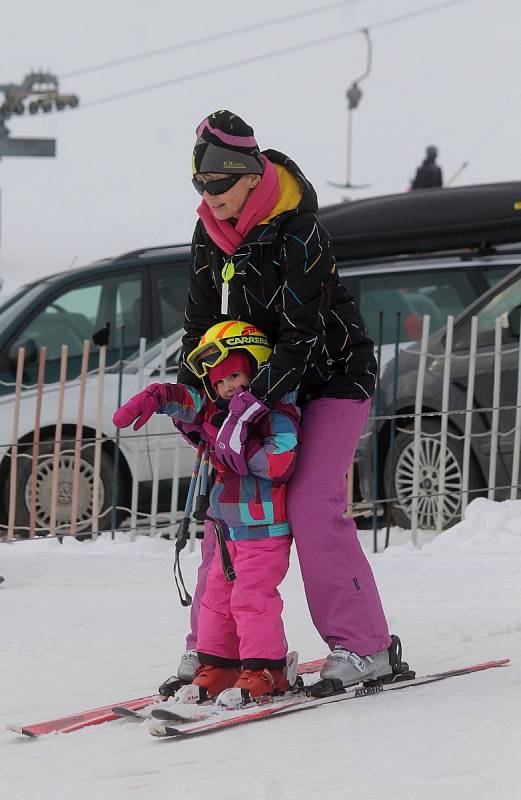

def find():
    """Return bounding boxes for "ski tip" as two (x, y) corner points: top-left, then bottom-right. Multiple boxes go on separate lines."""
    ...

(148, 723), (168, 737)
(475, 658), (511, 669)
(6, 724), (31, 737)
(150, 708), (185, 722)
(148, 722), (183, 738)
(112, 706), (141, 719)
(150, 707), (211, 723)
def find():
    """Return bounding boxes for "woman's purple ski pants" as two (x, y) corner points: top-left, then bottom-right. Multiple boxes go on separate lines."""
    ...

(186, 397), (391, 657)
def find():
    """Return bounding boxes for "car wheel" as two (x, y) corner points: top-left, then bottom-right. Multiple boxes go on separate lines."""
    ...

(384, 418), (483, 531)
(5, 439), (126, 539)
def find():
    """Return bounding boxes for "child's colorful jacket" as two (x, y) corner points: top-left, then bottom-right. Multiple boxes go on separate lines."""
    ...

(158, 384), (300, 541)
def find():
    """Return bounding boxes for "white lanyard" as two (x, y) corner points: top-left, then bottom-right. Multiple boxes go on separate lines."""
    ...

(221, 259), (235, 315)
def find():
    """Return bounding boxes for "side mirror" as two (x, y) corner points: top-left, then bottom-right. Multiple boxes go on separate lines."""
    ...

(507, 306), (521, 338)
(8, 338), (38, 368)
(92, 322), (111, 348)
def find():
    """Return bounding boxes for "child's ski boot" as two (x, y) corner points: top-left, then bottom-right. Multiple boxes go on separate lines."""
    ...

(173, 664), (241, 703)
(216, 651), (299, 709)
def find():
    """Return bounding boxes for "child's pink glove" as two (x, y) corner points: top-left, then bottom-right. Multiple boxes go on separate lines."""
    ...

(214, 389), (269, 475)
(113, 383), (180, 431)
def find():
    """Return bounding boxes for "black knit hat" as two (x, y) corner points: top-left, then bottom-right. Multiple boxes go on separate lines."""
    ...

(192, 110), (264, 176)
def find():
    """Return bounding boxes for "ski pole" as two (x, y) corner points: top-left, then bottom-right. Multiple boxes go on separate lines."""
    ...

(176, 441), (204, 540)
(193, 444), (210, 521)
(173, 440), (205, 606)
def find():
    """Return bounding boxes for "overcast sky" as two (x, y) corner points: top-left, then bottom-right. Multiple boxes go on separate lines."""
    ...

(1, 0), (520, 294)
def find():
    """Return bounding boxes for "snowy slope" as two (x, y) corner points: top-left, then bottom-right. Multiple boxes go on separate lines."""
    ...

(1, 498), (520, 800)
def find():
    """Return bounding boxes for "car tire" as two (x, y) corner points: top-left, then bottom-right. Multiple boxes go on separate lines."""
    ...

(4, 438), (127, 540)
(384, 418), (484, 531)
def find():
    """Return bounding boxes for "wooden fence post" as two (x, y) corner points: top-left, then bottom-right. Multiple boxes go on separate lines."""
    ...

(70, 340), (90, 537)
(29, 346), (47, 538)
(7, 348), (26, 542)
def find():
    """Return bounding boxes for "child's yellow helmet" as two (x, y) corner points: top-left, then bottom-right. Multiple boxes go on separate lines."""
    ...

(187, 320), (272, 399)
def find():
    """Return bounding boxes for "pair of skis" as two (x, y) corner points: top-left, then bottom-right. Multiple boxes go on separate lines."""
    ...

(6, 657), (325, 738)
(7, 657), (510, 739)
(145, 658), (510, 740)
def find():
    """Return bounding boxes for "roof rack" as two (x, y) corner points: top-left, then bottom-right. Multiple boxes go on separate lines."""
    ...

(337, 245), (521, 272)
(319, 181), (521, 261)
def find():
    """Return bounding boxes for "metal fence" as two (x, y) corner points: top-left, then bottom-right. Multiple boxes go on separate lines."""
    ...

(366, 310), (521, 550)
(1, 312), (520, 550)
(0, 337), (197, 546)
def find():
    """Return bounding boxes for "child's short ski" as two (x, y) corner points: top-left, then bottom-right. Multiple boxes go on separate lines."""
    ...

(151, 706), (212, 723)
(7, 657), (325, 737)
(112, 656), (324, 723)
(110, 706), (152, 721)
(148, 658), (510, 740)
(112, 704), (210, 724)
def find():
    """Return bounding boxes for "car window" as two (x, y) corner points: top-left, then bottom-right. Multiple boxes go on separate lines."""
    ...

(154, 265), (190, 338)
(115, 280), (142, 349)
(18, 276), (142, 359)
(453, 274), (521, 350)
(11, 273), (143, 383)
(353, 270), (476, 345)
(480, 265), (517, 289)
(19, 285), (102, 360)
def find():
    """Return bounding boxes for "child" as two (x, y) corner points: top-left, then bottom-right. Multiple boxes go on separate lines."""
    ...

(113, 321), (300, 702)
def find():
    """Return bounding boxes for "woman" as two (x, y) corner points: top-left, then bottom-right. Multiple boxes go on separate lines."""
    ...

(175, 109), (394, 688)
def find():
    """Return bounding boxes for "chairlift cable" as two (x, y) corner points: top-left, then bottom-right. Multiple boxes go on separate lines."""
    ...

(56, 0), (474, 110)
(446, 87), (521, 186)
(59, 0), (367, 79)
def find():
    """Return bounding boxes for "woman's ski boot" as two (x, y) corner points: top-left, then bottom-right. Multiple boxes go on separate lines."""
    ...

(158, 649), (201, 697)
(309, 635), (414, 698)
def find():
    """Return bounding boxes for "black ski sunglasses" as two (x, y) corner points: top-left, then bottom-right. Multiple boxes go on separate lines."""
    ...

(192, 174), (242, 196)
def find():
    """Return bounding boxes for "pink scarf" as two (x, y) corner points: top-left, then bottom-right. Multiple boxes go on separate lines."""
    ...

(196, 155), (280, 255)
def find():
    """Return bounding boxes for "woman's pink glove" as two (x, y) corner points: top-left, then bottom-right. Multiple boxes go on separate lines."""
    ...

(113, 383), (179, 431)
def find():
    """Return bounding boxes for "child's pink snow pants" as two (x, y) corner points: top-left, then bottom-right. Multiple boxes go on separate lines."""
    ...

(196, 535), (291, 663)
(187, 397), (391, 658)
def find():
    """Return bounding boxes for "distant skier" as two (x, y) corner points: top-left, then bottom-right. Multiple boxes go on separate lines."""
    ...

(114, 321), (301, 702)
(410, 145), (443, 190)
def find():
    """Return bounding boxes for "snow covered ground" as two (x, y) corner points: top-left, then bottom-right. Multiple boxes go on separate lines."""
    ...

(2, 497), (520, 800)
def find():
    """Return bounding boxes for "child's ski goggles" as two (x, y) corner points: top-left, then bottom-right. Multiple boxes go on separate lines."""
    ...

(187, 340), (230, 378)
(187, 334), (270, 378)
